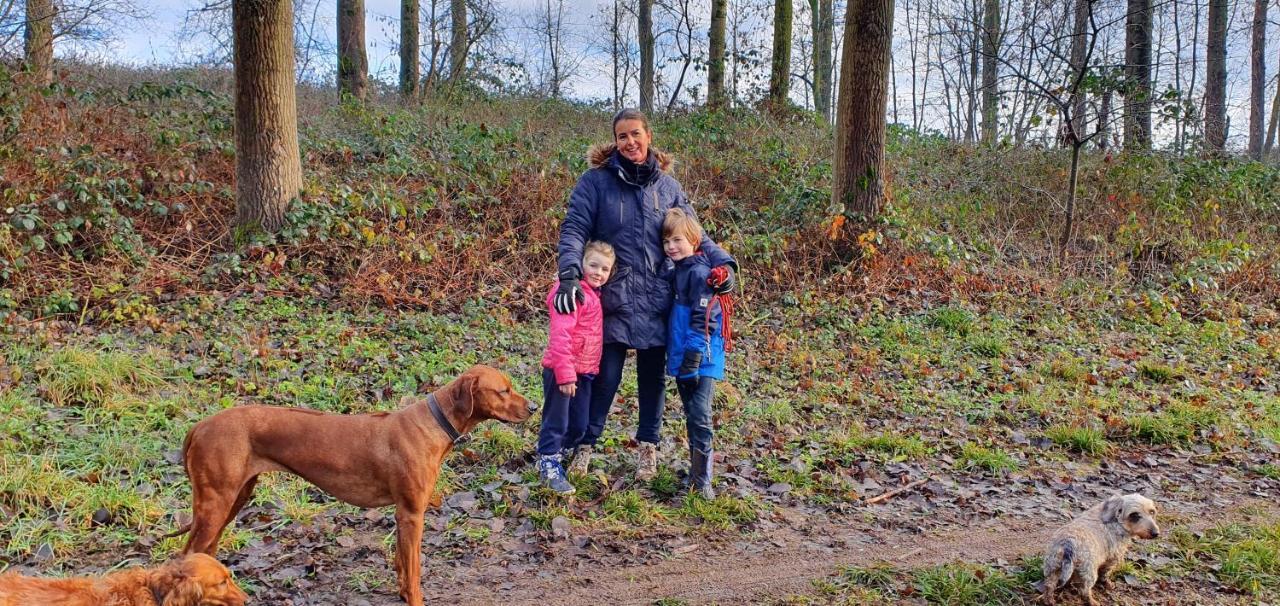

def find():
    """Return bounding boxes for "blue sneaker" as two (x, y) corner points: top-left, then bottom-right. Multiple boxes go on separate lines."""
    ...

(538, 455), (576, 495)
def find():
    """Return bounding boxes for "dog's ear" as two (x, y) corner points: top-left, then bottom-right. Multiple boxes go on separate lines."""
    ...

(1100, 495), (1125, 524)
(457, 371), (479, 420)
(158, 559), (204, 606)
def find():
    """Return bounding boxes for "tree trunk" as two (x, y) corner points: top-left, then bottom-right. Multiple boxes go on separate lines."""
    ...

(450, 0), (467, 84)
(639, 0), (654, 111)
(1067, 0), (1088, 147)
(980, 0), (998, 144)
(234, 0), (304, 233)
(1098, 90), (1113, 150)
(1204, 0), (1228, 151)
(1267, 67), (1280, 155)
(23, 0), (55, 87)
(1061, 141), (1082, 258)
(1247, 0), (1266, 158)
(401, 0), (421, 99)
(1123, 0), (1151, 151)
(337, 0), (369, 102)
(811, 0), (833, 120)
(709, 0), (728, 109)
(769, 0), (793, 110)
(834, 0), (894, 223)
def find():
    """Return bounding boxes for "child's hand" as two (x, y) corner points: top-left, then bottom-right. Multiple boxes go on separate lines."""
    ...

(559, 382), (577, 397)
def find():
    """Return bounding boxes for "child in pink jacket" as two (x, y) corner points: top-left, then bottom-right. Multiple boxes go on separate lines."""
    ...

(537, 241), (614, 494)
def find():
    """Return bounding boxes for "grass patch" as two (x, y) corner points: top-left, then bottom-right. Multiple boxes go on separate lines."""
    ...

(648, 466), (682, 499)
(678, 493), (761, 530)
(1045, 424), (1111, 455)
(926, 307), (976, 337)
(36, 346), (166, 407)
(1041, 353), (1087, 382)
(603, 490), (669, 525)
(1137, 359), (1178, 383)
(966, 332), (1008, 357)
(1124, 400), (1223, 446)
(913, 562), (1021, 605)
(955, 443), (1020, 473)
(1172, 522), (1280, 595)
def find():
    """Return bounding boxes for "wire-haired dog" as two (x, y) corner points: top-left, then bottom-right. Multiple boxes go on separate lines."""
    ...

(1040, 493), (1160, 606)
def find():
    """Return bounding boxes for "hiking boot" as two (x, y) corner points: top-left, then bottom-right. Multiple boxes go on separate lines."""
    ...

(566, 445), (593, 476)
(690, 448), (715, 499)
(537, 455), (576, 495)
(636, 441), (658, 481)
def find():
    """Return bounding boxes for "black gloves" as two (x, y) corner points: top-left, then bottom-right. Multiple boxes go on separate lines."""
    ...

(710, 266), (735, 295)
(553, 266), (585, 314)
(678, 349), (703, 379)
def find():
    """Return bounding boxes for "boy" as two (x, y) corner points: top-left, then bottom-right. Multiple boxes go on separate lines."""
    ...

(661, 208), (729, 499)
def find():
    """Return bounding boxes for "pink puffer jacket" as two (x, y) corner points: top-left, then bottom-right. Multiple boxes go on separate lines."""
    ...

(541, 280), (603, 385)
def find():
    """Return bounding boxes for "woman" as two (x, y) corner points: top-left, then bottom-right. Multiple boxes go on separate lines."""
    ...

(554, 108), (737, 480)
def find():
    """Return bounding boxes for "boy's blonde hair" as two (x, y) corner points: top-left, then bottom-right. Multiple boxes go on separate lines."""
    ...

(662, 208), (703, 245)
(583, 240), (616, 263)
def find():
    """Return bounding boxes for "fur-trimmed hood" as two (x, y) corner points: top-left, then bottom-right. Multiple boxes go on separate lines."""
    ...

(587, 143), (674, 172)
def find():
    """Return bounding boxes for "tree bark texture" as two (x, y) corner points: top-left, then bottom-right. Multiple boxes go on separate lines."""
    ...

(980, 0), (999, 144)
(23, 0), (55, 87)
(708, 0), (728, 108)
(450, 0), (467, 83)
(769, 0), (793, 110)
(811, 0), (833, 120)
(1267, 69), (1280, 154)
(1247, 0), (1266, 158)
(1068, 0), (1088, 145)
(834, 0), (894, 222)
(337, 0), (369, 101)
(639, 0), (654, 111)
(234, 0), (304, 233)
(1204, 0), (1227, 151)
(401, 0), (421, 99)
(1123, 0), (1152, 150)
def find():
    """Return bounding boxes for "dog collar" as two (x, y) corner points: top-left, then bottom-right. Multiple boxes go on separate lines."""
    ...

(427, 393), (463, 443)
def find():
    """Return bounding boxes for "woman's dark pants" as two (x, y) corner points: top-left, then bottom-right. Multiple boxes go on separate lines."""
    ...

(581, 343), (667, 445)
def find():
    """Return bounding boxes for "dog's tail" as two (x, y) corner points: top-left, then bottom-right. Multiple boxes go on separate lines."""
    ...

(1052, 539), (1076, 588)
(159, 523), (192, 539)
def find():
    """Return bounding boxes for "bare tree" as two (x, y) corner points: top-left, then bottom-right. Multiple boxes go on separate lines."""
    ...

(401, 0), (421, 98)
(810, 0), (833, 119)
(1203, 0), (1226, 151)
(1247, 0), (1265, 158)
(233, 0), (303, 233)
(709, 0), (729, 108)
(979, 0), (998, 144)
(337, 0), (368, 101)
(1123, 0), (1151, 150)
(1067, 0), (1089, 144)
(834, 0), (894, 222)
(640, 0), (654, 110)
(450, 0), (467, 83)
(23, 0), (54, 86)
(175, 0), (331, 84)
(769, 0), (792, 109)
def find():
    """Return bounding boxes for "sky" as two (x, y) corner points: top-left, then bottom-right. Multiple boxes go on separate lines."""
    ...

(74, 0), (1280, 150)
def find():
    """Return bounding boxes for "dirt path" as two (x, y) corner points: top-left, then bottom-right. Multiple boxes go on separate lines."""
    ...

(413, 497), (1277, 606)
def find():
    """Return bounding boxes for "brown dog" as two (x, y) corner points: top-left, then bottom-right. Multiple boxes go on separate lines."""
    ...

(171, 364), (534, 606)
(1040, 494), (1160, 606)
(0, 553), (246, 606)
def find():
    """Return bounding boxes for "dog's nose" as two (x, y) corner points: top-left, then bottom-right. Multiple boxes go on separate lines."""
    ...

(1151, 528), (1160, 538)
(526, 398), (537, 413)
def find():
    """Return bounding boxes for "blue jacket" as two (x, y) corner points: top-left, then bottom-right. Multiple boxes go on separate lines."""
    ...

(666, 254), (726, 380)
(558, 144), (737, 349)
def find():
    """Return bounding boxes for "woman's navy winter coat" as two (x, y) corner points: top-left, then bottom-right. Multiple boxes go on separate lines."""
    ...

(557, 145), (737, 349)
